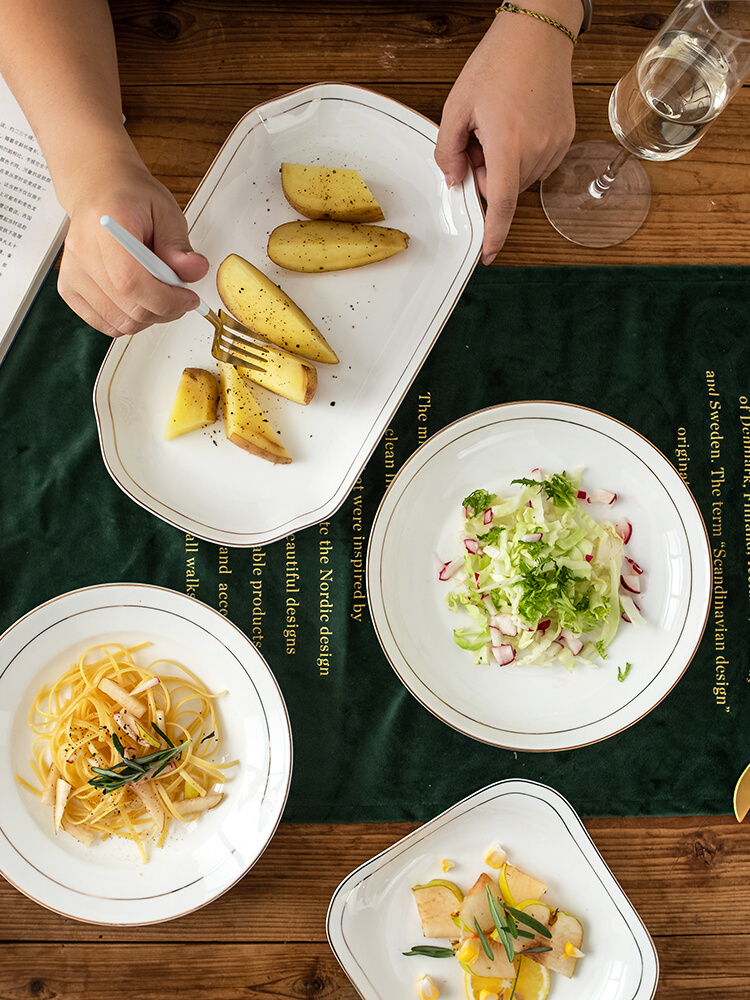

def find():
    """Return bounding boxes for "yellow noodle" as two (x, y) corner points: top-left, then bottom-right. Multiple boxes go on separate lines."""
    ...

(14, 641), (236, 862)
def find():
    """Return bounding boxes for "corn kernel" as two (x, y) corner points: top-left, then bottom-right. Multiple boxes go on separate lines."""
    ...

(483, 842), (507, 868)
(457, 936), (481, 964)
(440, 858), (455, 872)
(416, 975), (440, 1000)
(564, 941), (585, 959)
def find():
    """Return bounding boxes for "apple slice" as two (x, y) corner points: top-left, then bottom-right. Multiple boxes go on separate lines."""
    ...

(281, 163), (384, 222)
(164, 368), (219, 439)
(267, 220), (409, 272)
(217, 254), (338, 365)
(218, 362), (291, 464)
(237, 345), (317, 405)
(412, 879), (464, 938)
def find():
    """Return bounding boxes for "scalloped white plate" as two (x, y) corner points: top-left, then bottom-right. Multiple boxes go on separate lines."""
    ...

(0, 584), (292, 925)
(94, 83), (483, 546)
(327, 780), (659, 1000)
(367, 401), (711, 751)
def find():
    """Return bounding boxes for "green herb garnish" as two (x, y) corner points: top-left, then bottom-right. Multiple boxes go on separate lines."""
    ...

(402, 946), (455, 958)
(618, 662), (633, 682)
(88, 732), (190, 795)
(463, 489), (497, 517)
(473, 917), (495, 961)
(512, 472), (578, 509)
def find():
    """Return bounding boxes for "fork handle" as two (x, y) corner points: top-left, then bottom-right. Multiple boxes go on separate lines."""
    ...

(100, 215), (210, 316)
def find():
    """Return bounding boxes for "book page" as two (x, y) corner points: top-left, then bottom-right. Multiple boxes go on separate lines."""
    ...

(0, 74), (68, 362)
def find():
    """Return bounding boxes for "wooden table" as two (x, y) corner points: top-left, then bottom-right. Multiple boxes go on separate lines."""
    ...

(2, 3), (749, 997)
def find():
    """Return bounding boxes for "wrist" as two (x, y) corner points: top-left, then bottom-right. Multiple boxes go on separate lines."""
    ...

(51, 125), (148, 215)
(495, 0), (584, 40)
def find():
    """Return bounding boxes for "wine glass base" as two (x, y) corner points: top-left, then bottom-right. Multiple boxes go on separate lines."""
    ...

(540, 141), (651, 248)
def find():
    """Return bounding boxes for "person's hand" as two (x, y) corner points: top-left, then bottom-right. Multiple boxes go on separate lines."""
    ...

(57, 148), (209, 337)
(435, 2), (582, 264)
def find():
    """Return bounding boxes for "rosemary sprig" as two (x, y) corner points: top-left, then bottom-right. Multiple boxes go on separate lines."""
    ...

(89, 731), (190, 794)
(402, 945), (455, 958)
(473, 918), (495, 961)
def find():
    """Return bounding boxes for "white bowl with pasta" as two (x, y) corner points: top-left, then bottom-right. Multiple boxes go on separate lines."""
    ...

(0, 583), (292, 925)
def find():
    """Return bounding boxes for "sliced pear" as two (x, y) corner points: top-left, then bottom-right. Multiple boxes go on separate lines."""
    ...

(216, 254), (338, 364)
(412, 879), (464, 938)
(281, 163), (384, 222)
(498, 863), (548, 907)
(527, 909), (583, 978)
(460, 935), (515, 979)
(237, 345), (317, 405)
(267, 220), (409, 273)
(164, 367), (219, 440)
(512, 902), (552, 955)
(218, 362), (292, 464)
(455, 873), (495, 934)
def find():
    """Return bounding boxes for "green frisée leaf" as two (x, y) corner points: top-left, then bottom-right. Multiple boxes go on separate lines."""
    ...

(463, 489), (497, 516)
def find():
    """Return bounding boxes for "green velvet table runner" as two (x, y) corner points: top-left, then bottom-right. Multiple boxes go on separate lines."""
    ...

(1, 265), (747, 822)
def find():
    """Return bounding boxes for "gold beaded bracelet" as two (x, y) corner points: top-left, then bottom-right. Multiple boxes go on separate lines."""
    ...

(495, 2), (577, 45)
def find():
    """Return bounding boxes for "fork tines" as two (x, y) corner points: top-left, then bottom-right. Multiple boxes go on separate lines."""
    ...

(212, 328), (269, 372)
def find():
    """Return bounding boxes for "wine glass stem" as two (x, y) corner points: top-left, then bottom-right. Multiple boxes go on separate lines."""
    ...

(588, 146), (632, 200)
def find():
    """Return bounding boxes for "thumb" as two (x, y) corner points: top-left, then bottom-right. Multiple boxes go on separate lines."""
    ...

(152, 202), (209, 284)
(435, 100), (472, 187)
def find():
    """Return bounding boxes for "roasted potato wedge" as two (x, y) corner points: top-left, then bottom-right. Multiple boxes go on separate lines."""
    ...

(238, 345), (317, 405)
(217, 253), (338, 365)
(267, 220), (409, 272)
(164, 368), (219, 440)
(218, 362), (291, 464)
(281, 162), (384, 222)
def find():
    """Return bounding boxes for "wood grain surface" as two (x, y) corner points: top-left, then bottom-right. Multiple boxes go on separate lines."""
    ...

(2, 3), (749, 998)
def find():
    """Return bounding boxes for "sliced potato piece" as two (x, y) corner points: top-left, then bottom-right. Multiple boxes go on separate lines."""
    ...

(281, 162), (384, 222)
(238, 345), (317, 405)
(218, 362), (292, 464)
(412, 879), (464, 938)
(267, 220), (409, 272)
(217, 253), (338, 364)
(164, 368), (219, 440)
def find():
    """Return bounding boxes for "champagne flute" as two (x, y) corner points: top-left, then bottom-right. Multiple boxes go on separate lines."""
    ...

(540, 0), (750, 248)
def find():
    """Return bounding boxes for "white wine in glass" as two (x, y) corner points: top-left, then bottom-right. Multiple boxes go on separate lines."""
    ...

(540, 0), (750, 248)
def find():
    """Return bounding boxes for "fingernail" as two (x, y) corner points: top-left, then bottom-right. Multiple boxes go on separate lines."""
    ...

(444, 175), (456, 189)
(482, 253), (496, 266)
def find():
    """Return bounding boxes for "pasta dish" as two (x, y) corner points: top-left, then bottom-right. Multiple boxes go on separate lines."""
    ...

(15, 641), (238, 862)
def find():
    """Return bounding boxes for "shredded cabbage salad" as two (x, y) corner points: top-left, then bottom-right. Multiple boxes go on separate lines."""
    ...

(438, 470), (644, 670)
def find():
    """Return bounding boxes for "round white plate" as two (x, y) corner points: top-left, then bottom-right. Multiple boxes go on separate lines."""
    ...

(367, 401), (711, 751)
(327, 779), (659, 1000)
(0, 583), (292, 925)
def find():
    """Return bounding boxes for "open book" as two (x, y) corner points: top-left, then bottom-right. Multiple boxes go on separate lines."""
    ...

(0, 73), (68, 365)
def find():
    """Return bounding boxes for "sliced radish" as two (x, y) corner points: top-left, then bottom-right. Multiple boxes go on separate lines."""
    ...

(521, 532), (542, 543)
(464, 537), (479, 554)
(491, 643), (516, 666)
(587, 489), (617, 505)
(559, 628), (584, 655)
(438, 558), (462, 581)
(492, 614), (518, 637)
(625, 556), (643, 575)
(615, 518), (632, 543)
(483, 508), (493, 525)
(620, 571), (641, 594)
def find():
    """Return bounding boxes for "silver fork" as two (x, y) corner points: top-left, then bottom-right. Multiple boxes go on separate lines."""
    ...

(100, 215), (268, 372)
